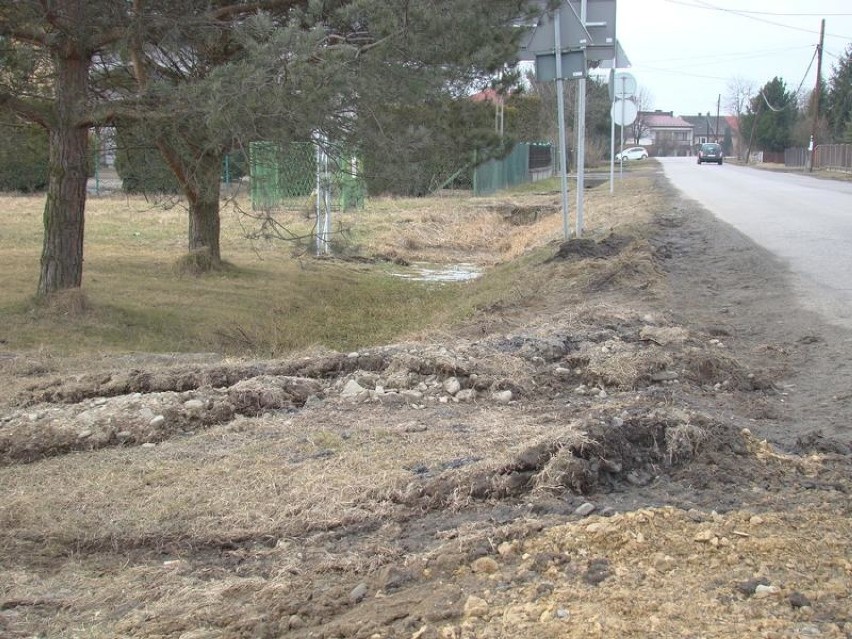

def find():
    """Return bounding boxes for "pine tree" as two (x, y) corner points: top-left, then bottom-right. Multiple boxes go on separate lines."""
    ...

(742, 77), (797, 154)
(2, 1), (543, 293)
(826, 45), (852, 142)
(0, 1), (131, 295)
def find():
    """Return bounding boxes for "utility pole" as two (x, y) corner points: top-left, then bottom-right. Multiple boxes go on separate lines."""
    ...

(809, 19), (825, 173)
(745, 97), (763, 164)
(715, 94), (721, 142)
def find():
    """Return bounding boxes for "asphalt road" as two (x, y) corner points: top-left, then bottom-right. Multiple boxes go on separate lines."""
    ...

(658, 157), (852, 330)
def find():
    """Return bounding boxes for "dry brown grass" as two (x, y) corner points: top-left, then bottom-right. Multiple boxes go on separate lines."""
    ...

(0, 405), (584, 560)
(3, 166), (735, 639)
(33, 288), (91, 317)
(2, 163), (850, 639)
(0, 171), (662, 359)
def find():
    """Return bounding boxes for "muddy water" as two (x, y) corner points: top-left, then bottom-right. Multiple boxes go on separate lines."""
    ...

(391, 262), (482, 282)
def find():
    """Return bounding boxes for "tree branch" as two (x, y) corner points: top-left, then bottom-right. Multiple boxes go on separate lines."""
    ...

(156, 137), (197, 202)
(0, 90), (52, 128)
(210, 0), (306, 21)
(0, 26), (49, 47)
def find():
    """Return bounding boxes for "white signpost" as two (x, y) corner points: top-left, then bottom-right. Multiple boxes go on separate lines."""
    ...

(521, 0), (619, 239)
(609, 71), (637, 187)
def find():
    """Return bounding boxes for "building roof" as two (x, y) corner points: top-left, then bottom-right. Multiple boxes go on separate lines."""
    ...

(643, 113), (693, 129)
(724, 115), (739, 133)
(470, 88), (504, 104)
(680, 114), (714, 128)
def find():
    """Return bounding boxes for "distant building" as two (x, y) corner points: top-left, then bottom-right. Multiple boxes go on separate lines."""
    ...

(681, 113), (720, 145)
(680, 113), (741, 157)
(631, 110), (694, 157)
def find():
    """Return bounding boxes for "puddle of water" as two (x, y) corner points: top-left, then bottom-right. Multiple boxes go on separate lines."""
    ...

(391, 262), (482, 282)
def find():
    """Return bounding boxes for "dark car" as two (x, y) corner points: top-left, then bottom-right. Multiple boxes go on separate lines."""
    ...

(697, 142), (723, 165)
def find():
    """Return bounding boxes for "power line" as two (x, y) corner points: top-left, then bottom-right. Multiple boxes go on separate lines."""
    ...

(640, 65), (729, 81)
(664, 0), (852, 40)
(824, 49), (848, 60)
(793, 47), (819, 96)
(642, 45), (813, 66)
(759, 91), (785, 112)
(645, 48), (818, 72)
(698, 6), (851, 17)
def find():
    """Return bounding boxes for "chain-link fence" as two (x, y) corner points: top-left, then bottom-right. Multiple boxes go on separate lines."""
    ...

(248, 139), (367, 256)
(249, 141), (365, 212)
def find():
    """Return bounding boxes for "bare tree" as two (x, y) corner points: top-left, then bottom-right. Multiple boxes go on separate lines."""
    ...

(726, 76), (755, 119)
(631, 86), (654, 145)
(725, 76), (755, 160)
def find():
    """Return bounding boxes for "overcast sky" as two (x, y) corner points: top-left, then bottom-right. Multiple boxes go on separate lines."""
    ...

(612, 0), (852, 116)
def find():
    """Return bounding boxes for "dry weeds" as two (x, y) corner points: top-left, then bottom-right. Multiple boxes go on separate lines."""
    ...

(1, 164), (849, 639)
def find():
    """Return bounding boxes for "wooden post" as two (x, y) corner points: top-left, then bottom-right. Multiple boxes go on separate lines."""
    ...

(810, 19), (825, 173)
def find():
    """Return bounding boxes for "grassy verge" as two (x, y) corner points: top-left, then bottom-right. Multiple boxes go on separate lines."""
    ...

(0, 169), (659, 356)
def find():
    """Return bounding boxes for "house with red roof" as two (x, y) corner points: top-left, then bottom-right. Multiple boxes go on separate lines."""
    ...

(630, 110), (695, 157)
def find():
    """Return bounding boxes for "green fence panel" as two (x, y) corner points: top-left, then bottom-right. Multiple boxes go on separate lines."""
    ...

(250, 141), (365, 210)
(250, 141), (283, 209)
(473, 143), (534, 196)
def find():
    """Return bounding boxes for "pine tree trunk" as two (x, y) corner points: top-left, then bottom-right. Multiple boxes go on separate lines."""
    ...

(38, 53), (89, 297)
(186, 151), (222, 264)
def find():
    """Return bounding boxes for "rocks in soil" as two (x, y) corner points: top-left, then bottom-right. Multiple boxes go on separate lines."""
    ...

(455, 389), (476, 402)
(575, 502), (596, 517)
(341, 379), (369, 400)
(1, 307), (769, 471)
(789, 591), (812, 608)
(492, 390), (513, 404)
(227, 375), (323, 415)
(463, 595), (489, 618)
(348, 582), (369, 604)
(753, 584), (780, 598)
(582, 558), (612, 585)
(735, 577), (770, 596)
(0, 390), (234, 464)
(443, 377), (462, 395)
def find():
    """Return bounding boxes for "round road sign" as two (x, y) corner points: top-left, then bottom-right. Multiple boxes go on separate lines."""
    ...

(611, 98), (638, 126)
(611, 71), (637, 100)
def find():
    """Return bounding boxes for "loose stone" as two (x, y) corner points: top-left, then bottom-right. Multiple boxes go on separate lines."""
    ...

(443, 377), (462, 395)
(455, 389), (476, 402)
(349, 582), (368, 604)
(575, 502), (596, 517)
(464, 595), (489, 619)
(492, 390), (513, 404)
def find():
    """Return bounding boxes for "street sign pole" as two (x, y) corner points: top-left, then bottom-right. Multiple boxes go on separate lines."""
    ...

(620, 76), (626, 179)
(609, 70), (615, 193)
(554, 8), (571, 240)
(522, 1), (621, 230)
(575, 0), (588, 238)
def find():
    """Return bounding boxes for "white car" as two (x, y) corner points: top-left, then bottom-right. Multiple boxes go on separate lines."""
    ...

(616, 147), (649, 161)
